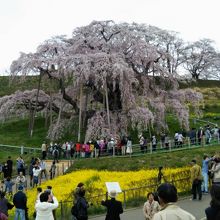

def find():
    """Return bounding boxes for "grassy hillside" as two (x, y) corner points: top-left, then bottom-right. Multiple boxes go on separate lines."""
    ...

(69, 145), (220, 171)
(0, 117), (47, 147)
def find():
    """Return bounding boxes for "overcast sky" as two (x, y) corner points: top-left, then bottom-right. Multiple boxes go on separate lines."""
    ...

(1, 0), (220, 74)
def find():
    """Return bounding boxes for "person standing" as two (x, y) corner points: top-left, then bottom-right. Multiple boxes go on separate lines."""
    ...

(16, 156), (25, 175)
(151, 136), (157, 152)
(33, 165), (42, 188)
(15, 172), (26, 190)
(49, 161), (56, 180)
(41, 141), (47, 160)
(6, 156), (13, 178)
(35, 191), (58, 220)
(4, 177), (14, 197)
(143, 192), (160, 220)
(75, 189), (89, 220)
(210, 155), (220, 185)
(157, 166), (165, 185)
(205, 184), (220, 220)
(153, 183), (195, 220)
(40, 160), (47, 181)
(13, 185), (27, 220)
(0, 191), (14, 219)
(74, 182), (85, 201)
(126, 137), (132, 155)
(202, 155), (212, 193)
(190, 159), (202, 200)
(197, 127), (203, 145)
(101, 190), (123, 220)
(2, 162), (9, 179)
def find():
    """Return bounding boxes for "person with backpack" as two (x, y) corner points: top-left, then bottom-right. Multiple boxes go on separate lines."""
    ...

(52, 147), (59, 163)
(72, 189), (88, 220)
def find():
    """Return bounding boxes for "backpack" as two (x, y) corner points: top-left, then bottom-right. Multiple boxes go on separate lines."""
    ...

(53, 149), (59, 157)
(71, 198), (87, 218)
(71, 203), (78, 217)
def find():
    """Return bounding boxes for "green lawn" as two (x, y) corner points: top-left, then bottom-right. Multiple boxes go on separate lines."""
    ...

(0, 117), (47, 147)
(68, 145), (220, 171)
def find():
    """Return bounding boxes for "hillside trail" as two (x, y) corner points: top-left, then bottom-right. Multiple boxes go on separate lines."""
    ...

(11, 159), (73, 193)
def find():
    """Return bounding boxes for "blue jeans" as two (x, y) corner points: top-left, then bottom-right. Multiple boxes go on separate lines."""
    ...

(202, 172), (209, 192)
(14, 208), (25, 220)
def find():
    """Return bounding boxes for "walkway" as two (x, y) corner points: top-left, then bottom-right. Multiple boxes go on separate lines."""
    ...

(11, 160), (72, 192)
(91, 194), (210, 220)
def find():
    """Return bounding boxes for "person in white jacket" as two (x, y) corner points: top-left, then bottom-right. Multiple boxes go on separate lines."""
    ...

(35, 191), (59, 220)
(153, 183), (195, 220)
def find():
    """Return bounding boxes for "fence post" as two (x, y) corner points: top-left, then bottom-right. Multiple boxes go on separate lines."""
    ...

(169, 140), (172, 152)
(113, 145), (115, 157)
(202, 136), (205, 147)
(187, 137), (190, 148)
(60, 200), (63, 218)
(62, 163), (64, 174)
(123, 191), (126, 209)
(20, 146), (24, 155)
(57, 166), (59, 176)
(150, 143), (152, 154)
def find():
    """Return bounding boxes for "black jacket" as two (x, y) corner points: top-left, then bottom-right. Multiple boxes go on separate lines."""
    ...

(205, 206), (220, 220)
(101, 198), (123, 220)
(13, 191), (27, 210)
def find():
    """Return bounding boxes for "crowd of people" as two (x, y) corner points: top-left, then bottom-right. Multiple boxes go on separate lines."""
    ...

(0, 153), (220, 219)
(39, 124), (220, 161)
(0, 155), (57, 196)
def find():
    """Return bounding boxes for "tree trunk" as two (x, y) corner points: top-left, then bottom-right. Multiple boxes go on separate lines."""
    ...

(82, 90), (89, 128)
(28, 101), (34, 136)
(29, 71), (42, 137)
(44, 107), (48, 128)
(105, 80), (111, 132)
(77, 84), (83, 142)
(49, 79), (53, 127)
(57, 93), (63, 125)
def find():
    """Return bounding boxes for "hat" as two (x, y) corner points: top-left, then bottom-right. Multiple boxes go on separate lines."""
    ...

(191, 159), (196, 164)
(18, 185), (24, 191)
(109, 190), (117, 198)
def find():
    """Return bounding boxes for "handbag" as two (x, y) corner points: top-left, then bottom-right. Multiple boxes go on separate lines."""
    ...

(208, 171), (214, 179)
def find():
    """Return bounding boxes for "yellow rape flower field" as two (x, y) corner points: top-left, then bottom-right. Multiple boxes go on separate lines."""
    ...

(10, 167), (191, 218)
